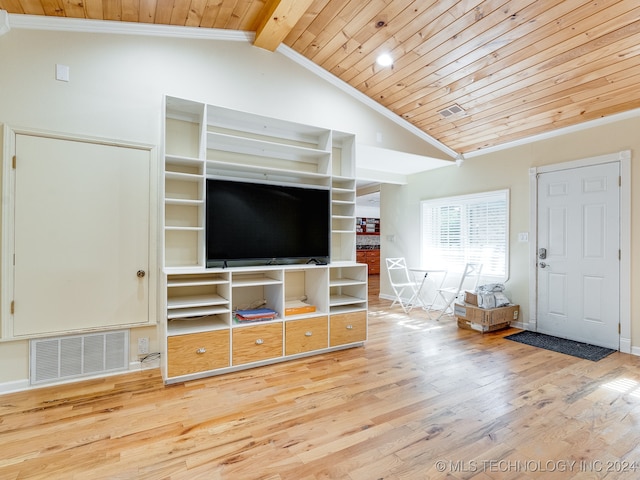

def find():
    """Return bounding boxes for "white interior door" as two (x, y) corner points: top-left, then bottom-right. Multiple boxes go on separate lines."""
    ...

(536, 162), (619, 349)
(13, 135), (150, 336)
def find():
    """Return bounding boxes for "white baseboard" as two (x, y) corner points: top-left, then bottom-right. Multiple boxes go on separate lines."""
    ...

(0, 379), (30, 395)
(509, 321), (526, 330)
(130, 355), (161, 371)
(628, 344), (640, 356)
(0, 356), (161, 396)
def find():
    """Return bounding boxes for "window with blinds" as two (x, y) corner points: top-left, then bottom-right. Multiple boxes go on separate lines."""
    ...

(420, 189), (509, 278)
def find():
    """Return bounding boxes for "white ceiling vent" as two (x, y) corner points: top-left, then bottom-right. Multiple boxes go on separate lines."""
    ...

(30, 330), (129, 385)
(438, 104), (466, 119)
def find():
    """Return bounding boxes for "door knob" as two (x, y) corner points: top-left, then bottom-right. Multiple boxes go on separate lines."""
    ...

(137, 270), (146, 278)
(539, 262), (547, 268)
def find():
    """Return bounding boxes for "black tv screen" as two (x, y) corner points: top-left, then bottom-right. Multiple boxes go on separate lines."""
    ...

(206, 179), (330, 266)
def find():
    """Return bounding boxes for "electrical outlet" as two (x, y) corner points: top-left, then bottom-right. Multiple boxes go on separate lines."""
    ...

(137, 337), (149, 355)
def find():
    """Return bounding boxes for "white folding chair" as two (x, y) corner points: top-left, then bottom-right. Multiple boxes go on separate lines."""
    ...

(430, 262), (483, 320)
(386, 257), (422, 313)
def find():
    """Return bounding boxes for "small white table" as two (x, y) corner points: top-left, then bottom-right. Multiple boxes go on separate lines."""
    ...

(408, 268), (448, 311)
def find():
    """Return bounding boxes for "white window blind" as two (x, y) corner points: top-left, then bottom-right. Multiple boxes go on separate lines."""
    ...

(420, 189), (509, 278)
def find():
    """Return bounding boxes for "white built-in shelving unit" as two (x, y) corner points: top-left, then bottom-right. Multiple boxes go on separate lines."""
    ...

(161, 96), (367, 383)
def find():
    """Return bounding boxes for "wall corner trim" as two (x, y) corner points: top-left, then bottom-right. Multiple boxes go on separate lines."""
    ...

(0, 10), (10, 36)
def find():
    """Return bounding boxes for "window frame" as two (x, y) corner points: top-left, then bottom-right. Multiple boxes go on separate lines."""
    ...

(420, 189), (510, 280)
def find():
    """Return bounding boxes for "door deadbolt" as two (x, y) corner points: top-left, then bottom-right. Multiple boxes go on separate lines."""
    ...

(538, 248), (547, 259)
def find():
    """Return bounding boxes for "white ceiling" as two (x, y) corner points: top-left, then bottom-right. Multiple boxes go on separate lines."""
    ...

(356, 188), (380, 208)
(356, 144), (454, 177)
(354, 144), (454, 217)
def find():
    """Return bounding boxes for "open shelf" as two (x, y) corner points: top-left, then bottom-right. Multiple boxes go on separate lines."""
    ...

(205, 159), (331, 187)
(167, 293), (228, 310)
(167, 276), (228, 287)
(207, 131), (330, 164)
(167, 316), (229, 335)
(231, 274), (283, 287)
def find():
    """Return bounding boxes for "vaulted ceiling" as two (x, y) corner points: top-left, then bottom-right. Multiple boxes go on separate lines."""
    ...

(2, 0), (639, 156)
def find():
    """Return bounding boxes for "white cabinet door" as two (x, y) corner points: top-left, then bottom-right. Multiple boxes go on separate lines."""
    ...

(12, 135), (150, 336)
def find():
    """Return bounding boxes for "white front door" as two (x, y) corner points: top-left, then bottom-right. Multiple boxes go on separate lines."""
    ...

(536, 162), (619, 349)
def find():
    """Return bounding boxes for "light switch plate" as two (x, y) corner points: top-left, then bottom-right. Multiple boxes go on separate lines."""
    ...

(55, 64), (70, 82)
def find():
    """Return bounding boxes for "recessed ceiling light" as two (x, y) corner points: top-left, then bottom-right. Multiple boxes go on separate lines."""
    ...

(376, 53), (393, 67)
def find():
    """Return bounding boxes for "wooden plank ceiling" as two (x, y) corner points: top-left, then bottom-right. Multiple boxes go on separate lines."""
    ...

(2, 0), (639, 155)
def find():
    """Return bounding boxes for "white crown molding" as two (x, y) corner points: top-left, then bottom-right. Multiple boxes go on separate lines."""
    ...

(7, 12), (252, 41)
(464, 107), (640, 159)
(0, 10), (10, 36)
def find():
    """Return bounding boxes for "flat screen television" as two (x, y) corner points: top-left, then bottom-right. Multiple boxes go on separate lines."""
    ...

(206, 179), (330, 267)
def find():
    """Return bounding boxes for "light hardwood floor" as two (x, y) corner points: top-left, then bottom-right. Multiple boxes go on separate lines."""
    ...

(2, 275), (640, 479)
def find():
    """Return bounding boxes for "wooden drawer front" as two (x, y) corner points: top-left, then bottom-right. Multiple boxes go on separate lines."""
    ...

(285, 316), (328, 355)
(167, 330), (230, 378)
(330, 311), (367, 346)
(232, 323), (283, 365)
(366, 250), (380, 274)
(357, 250), (380, 274)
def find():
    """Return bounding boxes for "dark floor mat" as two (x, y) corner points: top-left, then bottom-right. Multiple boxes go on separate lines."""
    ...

(504, 330), (615, 361)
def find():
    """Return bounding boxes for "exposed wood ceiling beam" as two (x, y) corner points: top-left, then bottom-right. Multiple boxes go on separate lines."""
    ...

(253, 0), (314, 52)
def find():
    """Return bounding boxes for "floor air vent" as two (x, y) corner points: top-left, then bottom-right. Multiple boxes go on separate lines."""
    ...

(30, 330), (129, 385)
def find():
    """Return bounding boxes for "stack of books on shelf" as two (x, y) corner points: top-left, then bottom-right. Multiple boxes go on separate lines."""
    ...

(285, 300), (316, 316)
(234, 308), (279, 323)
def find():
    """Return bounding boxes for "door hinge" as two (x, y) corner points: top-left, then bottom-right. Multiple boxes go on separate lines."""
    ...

(10, 301), (14, 314)
(12, 155), (16, 169)
(619, 323), (621, 334)
(619, 176), (621, 187)
(619, 249), (621, 260)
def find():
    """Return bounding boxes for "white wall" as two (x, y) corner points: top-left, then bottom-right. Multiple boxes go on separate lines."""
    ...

(0, 27), (443, 388)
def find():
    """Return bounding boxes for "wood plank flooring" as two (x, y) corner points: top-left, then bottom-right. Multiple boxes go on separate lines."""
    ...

(2, 275), (640, 479)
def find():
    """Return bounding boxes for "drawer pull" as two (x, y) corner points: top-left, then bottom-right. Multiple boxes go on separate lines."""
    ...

(346, 324), (353, 330)
(196, 347), (206, 354)
(305, 331), (313, 337)
(255, 338), (264, 345)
